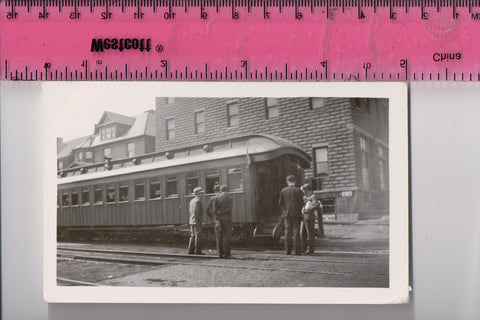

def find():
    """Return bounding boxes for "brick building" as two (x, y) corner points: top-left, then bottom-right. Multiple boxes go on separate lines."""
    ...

(155, 97), (389, 221)
(57, 110), (156, 171)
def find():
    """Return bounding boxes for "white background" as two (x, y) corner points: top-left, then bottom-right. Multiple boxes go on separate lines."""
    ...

(2, 82), (480, 319)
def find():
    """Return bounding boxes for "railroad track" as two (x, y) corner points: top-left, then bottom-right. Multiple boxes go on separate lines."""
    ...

(57, 245), (386, 264)
(57, 246), (388, 282)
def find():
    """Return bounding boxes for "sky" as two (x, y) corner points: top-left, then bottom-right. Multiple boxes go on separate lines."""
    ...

(43, 82), (163, 141)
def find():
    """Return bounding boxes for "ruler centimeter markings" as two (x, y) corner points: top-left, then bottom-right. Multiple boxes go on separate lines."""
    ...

(1, 0), (480, 81)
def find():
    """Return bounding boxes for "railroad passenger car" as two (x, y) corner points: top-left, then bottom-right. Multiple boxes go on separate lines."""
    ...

(57, 134), (311, 243)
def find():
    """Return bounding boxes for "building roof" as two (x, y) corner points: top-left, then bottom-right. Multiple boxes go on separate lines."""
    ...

(88, 110), (155, 148)
(94, 111), (135, 131)
(57, 135), (91, 159)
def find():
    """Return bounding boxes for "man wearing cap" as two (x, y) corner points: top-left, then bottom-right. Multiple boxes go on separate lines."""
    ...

(188, 186), (205, 255)
(213, 185), (233, 258)
(301, 183), (323, 255)
(279, 175), (304, 255)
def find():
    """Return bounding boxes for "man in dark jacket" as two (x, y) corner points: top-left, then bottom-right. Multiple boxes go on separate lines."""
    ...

(213, 185), (233, 258)
(278, 175), (304, 255)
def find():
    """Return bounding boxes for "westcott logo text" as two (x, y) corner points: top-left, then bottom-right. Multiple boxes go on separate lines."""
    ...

(90, 38), (152, 52)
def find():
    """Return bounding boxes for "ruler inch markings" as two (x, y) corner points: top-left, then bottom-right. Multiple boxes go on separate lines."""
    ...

(2, 0), (480, 81)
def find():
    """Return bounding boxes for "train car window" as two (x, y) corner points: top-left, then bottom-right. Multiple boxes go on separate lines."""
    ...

(166, 175), (178, 197)
(71, 191), (79, 206)
(150, 179), (161, 199)
(135, 182), (145, 200)
(119, 185), (129, 202)
(94, 188), (103, 204)
(186, 172), (199, 195)
(227, 168), (243, 191)
(106, 186), (116, 203)
(81, 189), (90, 205)
(206, 170), (220, 194)
(62, 192), (69, 207)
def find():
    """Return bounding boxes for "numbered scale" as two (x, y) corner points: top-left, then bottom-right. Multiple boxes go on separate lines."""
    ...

(1, 0), (480, 81)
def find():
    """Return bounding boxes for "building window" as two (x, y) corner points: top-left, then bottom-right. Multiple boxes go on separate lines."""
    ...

(100, 126), (116, 140)
(166, 118), (175, 140)
(309, 98), (324, 110)
(166, 175), (178, 197)
(227, 168), (243, 191)
(127, 142), (135, 157)
(320, 198), (336, 214)
(104, 148), (111, 160)
(94, 187), (103, 204)
(265, 98), (279, 119)
(78, 152), (83, 161)
(119, 184), (129, 202)
(360, 136), (370, 188)
(85, 151), (93, 160)
(314, 147), (329, 176)
(81, 189), (90, 205)
(378, 145), (388, 190)
(194, 110), (205, 134)
(106, 186), (116, 203)
(135, 182), (145, 200)
(206, 170), (220, 194)
(167, 97), (175, 104)
(58, 161), (63, 170)
(150, 179), (161, 199)
(227, 101), (239, 127)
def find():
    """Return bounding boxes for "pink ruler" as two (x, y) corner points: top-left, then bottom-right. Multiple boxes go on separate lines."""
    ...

(0, 0), (479, 81)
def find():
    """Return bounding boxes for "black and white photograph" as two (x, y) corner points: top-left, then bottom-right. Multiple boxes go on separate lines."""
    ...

(43, 82), (408, 303)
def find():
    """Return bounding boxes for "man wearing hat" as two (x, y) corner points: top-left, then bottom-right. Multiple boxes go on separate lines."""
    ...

(278, 175), (304, 255)
(188, 186), (205, 255)
(213, 185), (233, 258)
(301, 183), (323, 254)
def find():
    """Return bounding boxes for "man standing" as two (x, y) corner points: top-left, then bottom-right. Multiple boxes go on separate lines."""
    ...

(279, 175), (304, 255)
(300, 183), (323, 255)
(206, 183), (220, 220)
(213, 185), (233, 258)
(188, 186), (205, 255)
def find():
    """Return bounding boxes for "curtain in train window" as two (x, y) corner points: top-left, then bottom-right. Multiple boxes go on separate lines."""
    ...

(62, 192), (69, 207)
(135, 181), (145, 200)
(81, 189), (90, 205)
(94, 187), (103, 204)
(186, 172), (199, 195)
(150, 179), (161, 199)
(166, 175), (178, 197)
(227, 168), (243, 191)
(206, 170), (220, 194)
(119, 184), (129, 202)
(71, 191), (79, 206)
(106, 186), (116, 203)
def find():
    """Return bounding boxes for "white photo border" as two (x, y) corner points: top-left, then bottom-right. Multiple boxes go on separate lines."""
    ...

(43, 82), (409, 304)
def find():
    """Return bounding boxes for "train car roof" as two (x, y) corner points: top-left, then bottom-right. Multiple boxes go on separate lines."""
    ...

(57, 134), (311, 185)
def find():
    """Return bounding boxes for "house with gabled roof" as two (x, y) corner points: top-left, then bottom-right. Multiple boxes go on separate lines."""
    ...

(57, 110), (156, 170)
